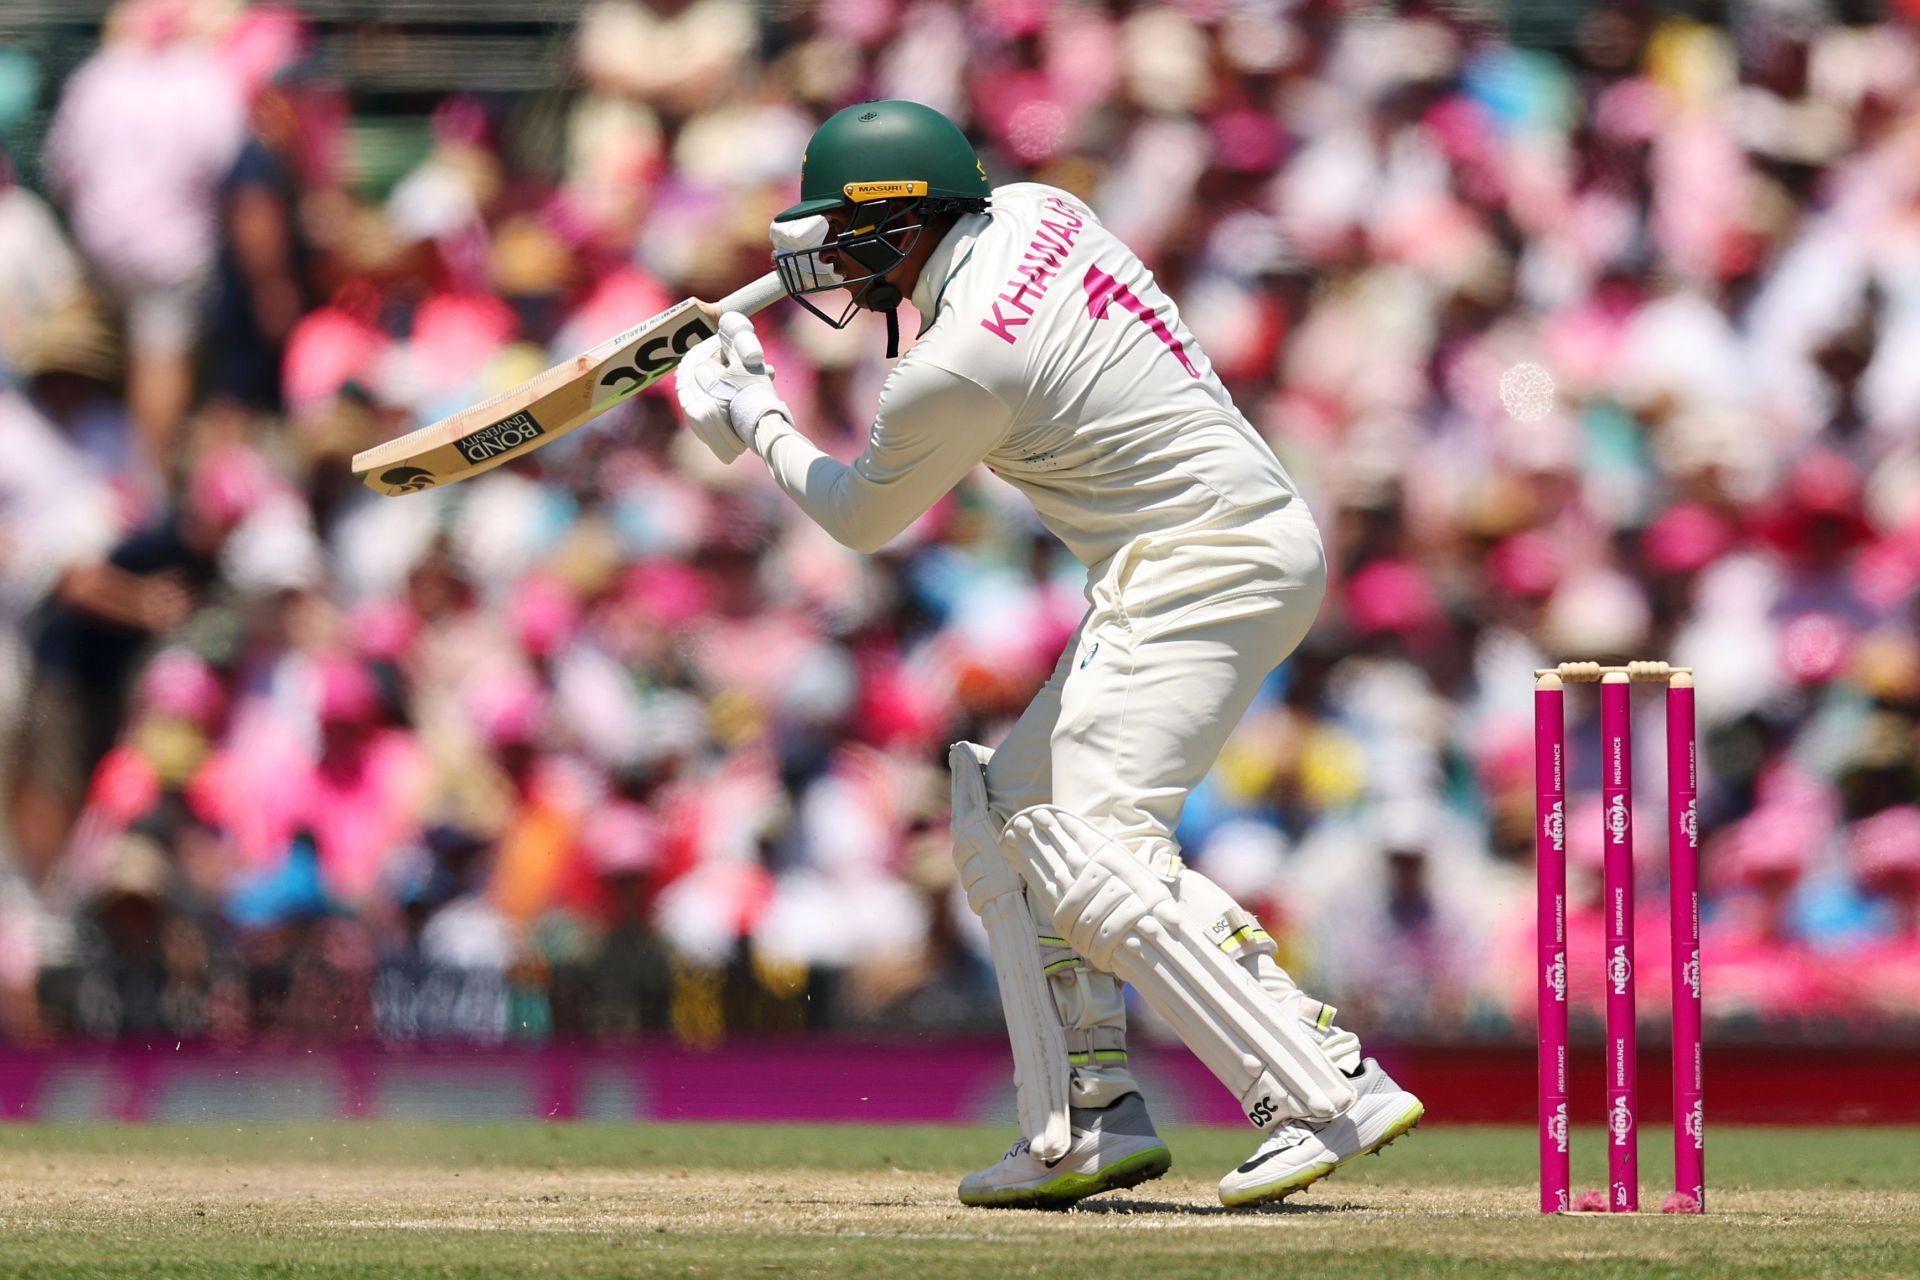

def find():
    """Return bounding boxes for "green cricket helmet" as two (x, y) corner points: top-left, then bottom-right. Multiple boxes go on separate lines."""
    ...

(777, 100), (991, 222)
(772, 100), (991, 354)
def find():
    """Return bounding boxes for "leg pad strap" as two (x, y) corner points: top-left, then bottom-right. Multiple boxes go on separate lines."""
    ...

(1006, 804), (1356, 1127)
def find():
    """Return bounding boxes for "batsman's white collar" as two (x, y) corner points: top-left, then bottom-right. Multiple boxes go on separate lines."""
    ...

(911, 210), (991, 330)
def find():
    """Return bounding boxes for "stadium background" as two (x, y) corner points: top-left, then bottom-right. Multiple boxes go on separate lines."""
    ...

(1, 0), (1916, 1123)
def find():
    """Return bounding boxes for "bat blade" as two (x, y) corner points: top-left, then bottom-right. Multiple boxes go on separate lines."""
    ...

(351, 272), (785, 496)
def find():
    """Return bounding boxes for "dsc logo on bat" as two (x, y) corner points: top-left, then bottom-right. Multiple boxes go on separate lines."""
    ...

(598, 316), (714, 393)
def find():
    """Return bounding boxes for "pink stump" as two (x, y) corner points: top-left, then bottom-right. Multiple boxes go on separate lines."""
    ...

(1601, 673), (1638, 1212)
(1667, 675), (1704, 1209)
(1535, 674), (1570, 1214)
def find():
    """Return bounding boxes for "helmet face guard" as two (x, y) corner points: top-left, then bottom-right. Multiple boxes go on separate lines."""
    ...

(774, 101), (993, 350)
(772, 198), (928, 331)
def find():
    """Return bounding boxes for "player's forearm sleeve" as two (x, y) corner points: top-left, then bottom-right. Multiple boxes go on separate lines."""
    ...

(752, 362), (1009, 554)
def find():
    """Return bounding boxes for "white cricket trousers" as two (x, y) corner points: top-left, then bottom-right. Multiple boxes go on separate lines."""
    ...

(982, 501), (1339, 1107)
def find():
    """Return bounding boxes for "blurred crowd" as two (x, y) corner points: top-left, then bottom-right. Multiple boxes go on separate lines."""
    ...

(1, 0), (1917, 1050)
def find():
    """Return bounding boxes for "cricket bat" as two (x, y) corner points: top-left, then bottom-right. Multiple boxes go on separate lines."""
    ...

(351, 271), (788, 496)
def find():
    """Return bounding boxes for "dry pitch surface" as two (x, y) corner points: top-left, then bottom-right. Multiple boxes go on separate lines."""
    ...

(2, 1124), (1917, 1279)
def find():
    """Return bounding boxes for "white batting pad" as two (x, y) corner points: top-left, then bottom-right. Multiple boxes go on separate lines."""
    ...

(950, 743), (1073, 1161)
(1174, 866), (1365, 1074)
(1005, 804), (1357, 1128)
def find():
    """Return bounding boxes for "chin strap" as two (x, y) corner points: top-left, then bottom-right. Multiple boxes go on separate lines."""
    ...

(865, 281), (904, 358)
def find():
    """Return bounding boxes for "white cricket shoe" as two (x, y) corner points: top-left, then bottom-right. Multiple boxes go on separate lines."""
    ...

(958, 1092), (1172, 1209)
(1218, 1057), (1424, 1207)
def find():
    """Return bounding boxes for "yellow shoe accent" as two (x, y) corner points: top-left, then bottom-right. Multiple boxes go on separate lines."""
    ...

(1219, 1156), (1338, 1207)
(1219, 1099), (1425, 1209)
(959, 1145), (1172, 1210)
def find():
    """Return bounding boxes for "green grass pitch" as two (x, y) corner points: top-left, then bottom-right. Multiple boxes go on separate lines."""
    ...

(2, 1123), (1916, 1278)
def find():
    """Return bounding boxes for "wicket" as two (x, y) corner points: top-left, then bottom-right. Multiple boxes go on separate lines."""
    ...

(1535, 661), (1704, 1214)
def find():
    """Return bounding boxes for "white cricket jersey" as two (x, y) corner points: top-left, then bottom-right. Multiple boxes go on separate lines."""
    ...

(752, 183), (1305, 573)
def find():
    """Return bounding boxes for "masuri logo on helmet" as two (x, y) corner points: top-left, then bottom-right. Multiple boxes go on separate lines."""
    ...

(772, 100), (992, 356)
(842, 181), (929, 201)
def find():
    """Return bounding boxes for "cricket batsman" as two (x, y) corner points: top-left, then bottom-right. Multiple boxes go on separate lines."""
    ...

(674, 100), (1424, 1209)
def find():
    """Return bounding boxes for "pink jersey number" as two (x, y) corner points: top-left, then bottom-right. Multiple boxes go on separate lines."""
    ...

(1083, 265), (1199, 378)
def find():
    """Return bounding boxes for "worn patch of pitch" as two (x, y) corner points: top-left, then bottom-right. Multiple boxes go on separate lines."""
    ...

(4, 1153), (1919, 1280)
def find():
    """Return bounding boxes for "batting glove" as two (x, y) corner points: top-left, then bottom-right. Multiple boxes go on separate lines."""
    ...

(674, 312), (790, 464)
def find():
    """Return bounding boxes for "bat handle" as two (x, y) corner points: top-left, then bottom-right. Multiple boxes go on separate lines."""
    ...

(714, 271), (788, 318)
